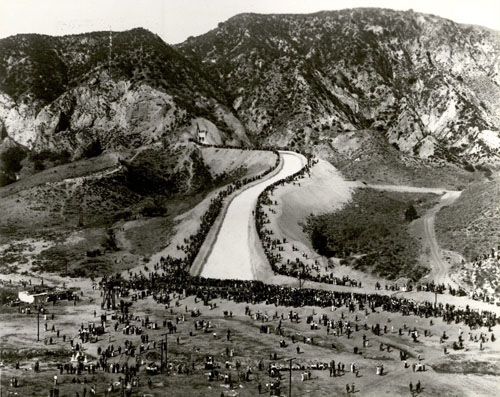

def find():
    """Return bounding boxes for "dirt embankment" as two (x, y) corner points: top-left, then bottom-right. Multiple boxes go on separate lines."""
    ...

(200, 147), (277, 180)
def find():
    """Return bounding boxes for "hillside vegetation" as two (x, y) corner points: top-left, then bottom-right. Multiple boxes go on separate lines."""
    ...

(304, 188), (436, 280)
(322, 129), (485, 189)
(436, 172), (500, 261)
(0, 28), (249, 184)
(0, 146), (275, 277)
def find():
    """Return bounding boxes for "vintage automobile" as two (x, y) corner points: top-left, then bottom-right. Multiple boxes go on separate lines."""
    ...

(146, 362), (159, 375)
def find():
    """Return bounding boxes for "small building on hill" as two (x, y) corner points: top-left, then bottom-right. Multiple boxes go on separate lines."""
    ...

(197, 123), (207, 144)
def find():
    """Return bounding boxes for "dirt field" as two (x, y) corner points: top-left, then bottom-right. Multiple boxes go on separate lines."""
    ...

(1, 275), (499, 397)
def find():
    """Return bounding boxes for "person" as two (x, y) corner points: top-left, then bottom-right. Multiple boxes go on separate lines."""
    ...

(346, 384), (350, 394)
(258, 383), (262, 394)
(409, 382), (413, 393)
(416, 380), (421, 393)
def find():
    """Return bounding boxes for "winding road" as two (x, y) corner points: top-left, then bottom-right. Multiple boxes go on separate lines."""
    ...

(200, 151), (305, 280)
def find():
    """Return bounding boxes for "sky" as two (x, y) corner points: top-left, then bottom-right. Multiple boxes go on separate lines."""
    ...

(0, 0), (499, 44)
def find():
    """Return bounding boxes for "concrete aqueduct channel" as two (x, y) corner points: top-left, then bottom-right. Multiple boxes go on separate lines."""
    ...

(190, 151), (306, 280)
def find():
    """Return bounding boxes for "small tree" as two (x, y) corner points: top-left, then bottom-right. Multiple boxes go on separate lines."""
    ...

(404, 204), (418, 222)
(104, 229), (118, 251)
(1, 146), (26, 174)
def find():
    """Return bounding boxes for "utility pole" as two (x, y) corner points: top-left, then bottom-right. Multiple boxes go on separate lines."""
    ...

(287, 357), (296, 397)
(160, 337), (163, 370)
(160, 332), (168, 373)
(165, 332), (168, 374)
(108, 29), (113, 72)
(37, 307), (40, 342)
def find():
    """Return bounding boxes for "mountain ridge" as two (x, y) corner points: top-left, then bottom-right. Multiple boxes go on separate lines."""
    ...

(0, 28), (249, 160)
(178, 8), (500, 167)
(1, 8), (500, 188)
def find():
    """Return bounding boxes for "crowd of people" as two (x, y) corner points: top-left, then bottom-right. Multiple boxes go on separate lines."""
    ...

(253, 155), (360, 286)
(5, 254), (498, 396)
(117, 256), (500, 331)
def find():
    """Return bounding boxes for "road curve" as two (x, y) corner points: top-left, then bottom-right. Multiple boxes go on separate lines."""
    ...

(200, 151), (306, 280)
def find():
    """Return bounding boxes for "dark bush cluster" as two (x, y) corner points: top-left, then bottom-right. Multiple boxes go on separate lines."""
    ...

(0, 146), (27, 185)
(29, 149), (71, 172)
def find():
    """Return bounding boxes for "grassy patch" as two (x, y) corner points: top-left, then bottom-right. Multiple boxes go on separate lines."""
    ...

(0, 348), (69, 364)
(304, 188), (433, 280)
(124, 217), (175, 257)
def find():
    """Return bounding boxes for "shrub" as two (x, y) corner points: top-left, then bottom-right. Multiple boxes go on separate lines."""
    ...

(1, 146), (26, 174)
(405, 204), (418, 222)
(463, 162), (475, 173)
(82, 140), (103, 158)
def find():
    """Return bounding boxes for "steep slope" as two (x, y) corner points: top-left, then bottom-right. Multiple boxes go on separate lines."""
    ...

(436, 172), (500, 261)
(179, 8), (500, 167)
(0, 28), (250, 181)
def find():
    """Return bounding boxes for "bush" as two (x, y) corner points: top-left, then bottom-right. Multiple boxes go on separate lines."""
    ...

(82, 140), (103, 158)
(463, 162), (475, 173)
(1, 146), (27, 174)
(141, 200), (168, 217)
(0, 171), (15, 187)
(405, 204), (418, 222)
(30, 149), (71, 172)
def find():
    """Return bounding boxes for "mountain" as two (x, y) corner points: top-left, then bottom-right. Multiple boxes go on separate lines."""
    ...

(2, 8), (500, 185)
(0, 28), (249, 165)
(178, 8), (500, 167)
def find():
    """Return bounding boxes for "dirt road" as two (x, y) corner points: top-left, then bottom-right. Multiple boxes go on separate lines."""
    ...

(200, 151), (305, 279)
(368, 184), (462, 287)
(422, 191), (462, 287)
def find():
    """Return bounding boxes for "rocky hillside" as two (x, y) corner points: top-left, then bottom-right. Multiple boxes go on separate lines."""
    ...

(2, 9), (500, 185)
(0, 28), (250, 183)
(179, 8), (500, 167)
